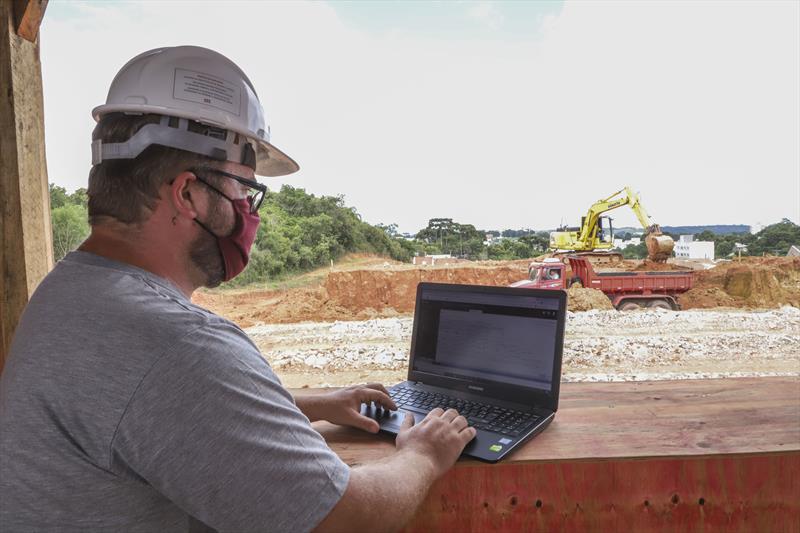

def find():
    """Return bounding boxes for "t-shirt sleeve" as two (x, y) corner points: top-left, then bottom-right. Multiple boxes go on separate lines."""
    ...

(109, 322), (350, 533)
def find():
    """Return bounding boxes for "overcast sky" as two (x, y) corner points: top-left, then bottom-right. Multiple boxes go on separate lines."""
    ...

(41, 0), (799, 234)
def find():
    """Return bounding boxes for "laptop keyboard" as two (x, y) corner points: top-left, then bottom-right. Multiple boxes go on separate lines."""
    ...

(389, 387), (541, 437)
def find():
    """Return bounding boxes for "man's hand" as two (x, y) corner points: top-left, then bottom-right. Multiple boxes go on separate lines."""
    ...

(315, 406), (477, 532)
(395, 407), (476, 479)
(294, 383), (397, 433)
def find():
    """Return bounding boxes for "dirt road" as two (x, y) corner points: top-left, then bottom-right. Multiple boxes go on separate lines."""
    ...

(246, 306), (800, 388)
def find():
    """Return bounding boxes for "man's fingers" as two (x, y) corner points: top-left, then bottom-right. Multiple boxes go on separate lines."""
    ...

(357, 388), (397, 410)
(441, 408), (459, 422)
(423, 407), (445, 423)
(364, 382), (391, 396)
(451, 415), (468, 431)
(352, 413), (381, 434)
(401, 412), (415, 430)
(461, 426), (478, 444)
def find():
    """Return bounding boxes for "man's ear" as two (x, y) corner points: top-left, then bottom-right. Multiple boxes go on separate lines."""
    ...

(168, 171), (200, 221)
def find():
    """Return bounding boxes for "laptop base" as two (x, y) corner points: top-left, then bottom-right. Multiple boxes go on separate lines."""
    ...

(362, 381), (555, 463)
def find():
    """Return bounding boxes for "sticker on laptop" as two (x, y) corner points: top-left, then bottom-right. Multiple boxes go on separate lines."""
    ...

(498, 438), (512, 445)
(489, 444), (503, 452)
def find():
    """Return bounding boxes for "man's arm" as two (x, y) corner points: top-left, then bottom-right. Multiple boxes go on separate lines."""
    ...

(293, 383), (397, 432)
(315, 408), (476, 533)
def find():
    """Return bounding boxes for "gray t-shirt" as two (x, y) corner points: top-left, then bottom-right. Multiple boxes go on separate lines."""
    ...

(0, 251), (349, 532)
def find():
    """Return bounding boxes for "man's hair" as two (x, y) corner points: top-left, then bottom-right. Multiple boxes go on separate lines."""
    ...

(88, 113), (220, 226)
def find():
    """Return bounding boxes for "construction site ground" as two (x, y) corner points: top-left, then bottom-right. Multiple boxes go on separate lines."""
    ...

(193, 255), (800, 388)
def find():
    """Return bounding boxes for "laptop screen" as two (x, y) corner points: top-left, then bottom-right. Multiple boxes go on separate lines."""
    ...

(411, 285), (561, 392)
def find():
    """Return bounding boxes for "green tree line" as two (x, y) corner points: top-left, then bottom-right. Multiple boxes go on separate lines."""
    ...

(50, 182), (798, 282)
(615, 219), (800, 259)
(233, 186), (415, 285)
(48, 183), (415, 283)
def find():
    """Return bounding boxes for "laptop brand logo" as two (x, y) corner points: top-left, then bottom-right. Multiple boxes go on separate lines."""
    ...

(468, 385), (484, 392)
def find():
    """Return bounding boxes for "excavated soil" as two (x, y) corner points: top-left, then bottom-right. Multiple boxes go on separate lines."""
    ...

(194, 261), (530, 326)
(193, 256), (800, 327)
(323, 265), (528, 314)
(679, 257), (800, 310)
(567, 287), (615, 311)
(629, 260), (691, 272)
(189, 256), (800, 388)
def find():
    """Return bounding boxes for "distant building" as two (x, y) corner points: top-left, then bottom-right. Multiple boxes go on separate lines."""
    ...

(788, 245), (800, 257)
(413, 254), (453, 266)
(483, 233), (504, 247)
(613, 237), (641, 249)
(674, 235), (714, 260)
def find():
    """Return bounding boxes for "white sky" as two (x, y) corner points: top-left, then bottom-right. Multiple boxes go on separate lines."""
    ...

(41, 1), (799, 234)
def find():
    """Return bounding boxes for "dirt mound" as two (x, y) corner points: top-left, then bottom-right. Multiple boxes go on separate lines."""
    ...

(194, 256), (800, 327)
(630, 260), (690, 272)
(324, 265), (529, 314)
(679, 257), (800, 310)
(197, 263), (530, 325)
(567, 287), (614, 312)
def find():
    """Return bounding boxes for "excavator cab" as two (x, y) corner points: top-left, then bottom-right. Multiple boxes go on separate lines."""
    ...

(597, 216), (614, 244)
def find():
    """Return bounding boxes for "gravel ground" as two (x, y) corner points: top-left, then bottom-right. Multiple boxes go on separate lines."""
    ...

(246, 307), (800, 388)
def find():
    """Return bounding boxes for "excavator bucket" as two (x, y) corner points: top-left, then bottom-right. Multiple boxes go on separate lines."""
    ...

(645, 234), (674, 262)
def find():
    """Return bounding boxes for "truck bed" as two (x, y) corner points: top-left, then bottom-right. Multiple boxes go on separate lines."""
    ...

(569, 257), (694, 295)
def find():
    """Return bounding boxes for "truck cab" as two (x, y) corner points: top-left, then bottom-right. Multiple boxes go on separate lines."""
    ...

(510, 258), (566, 290)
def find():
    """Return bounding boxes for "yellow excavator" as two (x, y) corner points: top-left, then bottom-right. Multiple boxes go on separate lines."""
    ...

(549, 186), (675, 263)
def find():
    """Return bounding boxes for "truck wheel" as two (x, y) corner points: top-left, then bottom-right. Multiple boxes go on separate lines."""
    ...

(647, 300), (673, 310)
(569, 277), (583, 288)
(618, 301), (642, 312)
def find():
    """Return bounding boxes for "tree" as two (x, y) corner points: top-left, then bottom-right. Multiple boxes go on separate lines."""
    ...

(51, 204), (90, 261)
(225, 185), (414, 285)
(747, 220), (800, 256)
(415, 218), (486, 258)
(49, 184), (69, 209)
(618, 242), (648, 259)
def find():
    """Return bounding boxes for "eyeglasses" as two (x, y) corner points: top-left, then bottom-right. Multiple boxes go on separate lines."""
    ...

(189, 167), (266, 214)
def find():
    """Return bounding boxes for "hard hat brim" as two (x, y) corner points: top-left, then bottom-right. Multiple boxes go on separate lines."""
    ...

(254, 138), (300, 177)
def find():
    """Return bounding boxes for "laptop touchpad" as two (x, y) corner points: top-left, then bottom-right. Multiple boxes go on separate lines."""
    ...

(382, 409), (425, 428)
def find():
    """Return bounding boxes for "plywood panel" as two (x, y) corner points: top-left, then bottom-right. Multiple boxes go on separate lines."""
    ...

(402, 455), (799, 532)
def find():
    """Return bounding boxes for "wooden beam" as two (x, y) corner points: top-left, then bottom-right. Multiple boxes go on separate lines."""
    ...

(13, 0), (47, 43)
(1, 0), (53, 373)
(312, 377), (800, 464)
(310, 378), (800, 531)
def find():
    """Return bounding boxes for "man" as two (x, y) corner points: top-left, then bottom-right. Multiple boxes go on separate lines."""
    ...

(0, 46), (475, 532)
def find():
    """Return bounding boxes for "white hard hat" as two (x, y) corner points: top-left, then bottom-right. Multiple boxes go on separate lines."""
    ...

(92, 45), (299, 177)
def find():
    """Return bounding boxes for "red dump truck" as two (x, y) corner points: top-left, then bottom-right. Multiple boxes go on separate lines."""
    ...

(510, 256), (694, 311)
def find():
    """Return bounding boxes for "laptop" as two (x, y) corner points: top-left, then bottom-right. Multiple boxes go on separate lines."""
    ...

(361, 282), (567, 462)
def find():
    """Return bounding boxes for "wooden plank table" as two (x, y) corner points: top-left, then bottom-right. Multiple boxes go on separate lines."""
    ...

(308, 377), (800, 532)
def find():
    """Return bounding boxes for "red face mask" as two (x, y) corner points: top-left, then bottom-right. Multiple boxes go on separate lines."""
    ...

(195, 197), (260, 281)
(216, 198), (260, 281)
